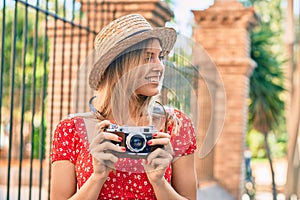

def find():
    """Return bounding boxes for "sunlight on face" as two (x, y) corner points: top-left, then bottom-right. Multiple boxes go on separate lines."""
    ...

(134, 39), (164, 97)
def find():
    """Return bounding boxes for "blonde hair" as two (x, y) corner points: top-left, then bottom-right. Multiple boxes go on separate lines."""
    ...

(94, 39), (161, 125)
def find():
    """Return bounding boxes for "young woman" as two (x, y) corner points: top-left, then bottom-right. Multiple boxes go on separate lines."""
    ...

(50, 14), (197, 200)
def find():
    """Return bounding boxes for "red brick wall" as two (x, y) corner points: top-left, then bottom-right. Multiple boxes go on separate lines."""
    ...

(192, 1), (258, 198)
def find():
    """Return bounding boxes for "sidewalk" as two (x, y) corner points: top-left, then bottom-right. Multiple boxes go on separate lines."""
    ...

(196, 159), (288, 200)
(197, 183), (235, 200)
(252, 158), (288, 200)
(0, 185), (48, 200)
(2, 185), (234, 200)
(0, 159), (289, 200)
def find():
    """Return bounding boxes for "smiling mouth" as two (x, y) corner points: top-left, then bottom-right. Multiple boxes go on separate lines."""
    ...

(145, 76), (160, 83)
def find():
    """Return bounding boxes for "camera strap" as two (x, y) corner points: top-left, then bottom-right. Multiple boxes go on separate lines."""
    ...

(88, 96), (170, 132)
(154, 101), (169, 133)
(89, 96), (105, 119)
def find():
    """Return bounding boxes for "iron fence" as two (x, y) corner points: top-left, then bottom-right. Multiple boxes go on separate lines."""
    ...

(0, 0), (111, 199)
(0, 0), (217, 199)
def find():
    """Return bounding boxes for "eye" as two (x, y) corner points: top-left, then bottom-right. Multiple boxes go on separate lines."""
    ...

(144, 51), (163, 63)
(159, 55), (164, 61)
(144, 56), (153, 63)
(144, 52), (155, 63)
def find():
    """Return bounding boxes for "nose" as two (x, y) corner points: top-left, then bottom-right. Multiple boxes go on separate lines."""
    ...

(152, 57), (164, 73)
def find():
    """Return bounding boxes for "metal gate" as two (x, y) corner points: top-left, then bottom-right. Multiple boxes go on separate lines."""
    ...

(0, 0), (113, 199)
(0, 0), (218, 199)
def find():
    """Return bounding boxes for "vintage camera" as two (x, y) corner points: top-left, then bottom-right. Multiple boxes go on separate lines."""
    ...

(105, 124), (161, 158)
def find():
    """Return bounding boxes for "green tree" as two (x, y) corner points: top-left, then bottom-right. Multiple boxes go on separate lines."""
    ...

(240, 0), (286, 199)
(0, 4), (49, 159)
(0, 6), (47, 113)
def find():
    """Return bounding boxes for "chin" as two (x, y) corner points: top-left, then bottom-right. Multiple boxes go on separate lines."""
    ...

(135, 87), (160, 97)
(135, 82), (162, 96)
(138, 90), (159, 97)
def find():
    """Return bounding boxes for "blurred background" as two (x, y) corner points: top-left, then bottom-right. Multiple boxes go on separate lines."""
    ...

(0, 0), (299, 199)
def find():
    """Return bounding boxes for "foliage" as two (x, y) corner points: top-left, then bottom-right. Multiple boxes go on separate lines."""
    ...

(240, 0), (286, 158)
(33, 119), (47, 159)
(240, 0), (286, 198)
(246, 128), (287, 159)
(161, 39), (196, 116)
(0, 5), (48, 114)
(0, 4), (49, 159)
(163, 0), (174, 6)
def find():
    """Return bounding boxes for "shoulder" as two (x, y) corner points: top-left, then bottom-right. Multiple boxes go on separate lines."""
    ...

(51, 116), (88, 161)
(164, 107), (197, 157)
(165, 107), (195, 136)
(53, 116), (86, 141)
(55, 116), (85, 131)
(165, 107), (193, 127)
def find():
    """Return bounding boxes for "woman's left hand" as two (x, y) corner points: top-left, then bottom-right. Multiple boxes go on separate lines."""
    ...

(143, 132), (173, 184)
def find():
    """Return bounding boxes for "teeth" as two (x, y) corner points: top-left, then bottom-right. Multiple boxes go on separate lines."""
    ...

(147, 77), (159, 82)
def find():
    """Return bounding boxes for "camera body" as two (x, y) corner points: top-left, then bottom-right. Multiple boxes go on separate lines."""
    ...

(106, 124), (160, 158)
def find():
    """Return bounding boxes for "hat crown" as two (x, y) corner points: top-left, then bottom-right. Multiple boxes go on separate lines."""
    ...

(94, 14), (153, 57)
(89, 13), (177, 90)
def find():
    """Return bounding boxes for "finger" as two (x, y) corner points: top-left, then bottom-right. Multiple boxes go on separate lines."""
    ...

(89, 133), (107, 149)
(101, 132), (123, 143)
(147, 148), (173, 163)
(90, 141), (125, 154)
(148, 158), (171, 169)
(92, 151), (119, 164)
(96, 120), (112, 131)
(90, 132), (122, 149)
(163, 142), (174, 155)
(152, 132), (170, 139)
(148, 137), (170, 146)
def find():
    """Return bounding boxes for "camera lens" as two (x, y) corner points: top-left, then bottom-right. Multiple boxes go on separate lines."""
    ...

(126, 133), (147, 153)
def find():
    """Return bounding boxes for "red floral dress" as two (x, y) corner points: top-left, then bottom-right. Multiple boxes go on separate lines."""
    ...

(51, 109), (196, 200)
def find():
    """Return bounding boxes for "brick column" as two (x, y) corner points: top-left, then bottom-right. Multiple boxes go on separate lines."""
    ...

(80, 0), (174, 30)
(192, 1), (257, 198)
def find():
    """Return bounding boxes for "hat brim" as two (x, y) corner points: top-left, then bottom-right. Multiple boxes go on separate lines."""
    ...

(89, 27), (177, 90)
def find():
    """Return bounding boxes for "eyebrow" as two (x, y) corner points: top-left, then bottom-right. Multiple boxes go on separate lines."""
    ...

(144, 50), (163, 56)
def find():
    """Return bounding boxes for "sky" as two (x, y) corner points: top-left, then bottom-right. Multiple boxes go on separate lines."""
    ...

(167, 0), (214, 36)
(169, 0), (300, 36)
(0, 0), (213, 37)
(1, 0), (299, 36)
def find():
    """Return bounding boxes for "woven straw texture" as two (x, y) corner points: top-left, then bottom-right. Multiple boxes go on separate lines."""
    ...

(89, 13), (177, 90)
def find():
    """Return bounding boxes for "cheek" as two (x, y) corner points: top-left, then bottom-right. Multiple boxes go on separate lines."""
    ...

(135, 84), (160, 96)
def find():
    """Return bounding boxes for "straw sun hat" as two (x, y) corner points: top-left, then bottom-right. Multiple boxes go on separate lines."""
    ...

(88, 13), (177, 90)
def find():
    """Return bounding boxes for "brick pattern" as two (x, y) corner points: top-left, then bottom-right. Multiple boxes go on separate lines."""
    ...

(192, 1), (257, 199)
(45, 1), (258, 198)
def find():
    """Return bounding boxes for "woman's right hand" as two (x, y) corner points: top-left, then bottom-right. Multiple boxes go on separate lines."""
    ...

(89, 120), (125, 179)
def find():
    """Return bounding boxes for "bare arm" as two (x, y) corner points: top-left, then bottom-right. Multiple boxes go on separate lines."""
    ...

(50, 120), (125, 200)
(50, 161), (77, 199)
(171, 154), (197, 200)
(147, 154), (196, 200)
(144, 130), (197, 200)
(50, 161), (107, 200)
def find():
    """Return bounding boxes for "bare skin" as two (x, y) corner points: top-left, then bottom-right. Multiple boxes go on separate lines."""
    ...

(134, 39), (164, 97)
(50, 120), (196, 200)
(50, 39), (197, 200)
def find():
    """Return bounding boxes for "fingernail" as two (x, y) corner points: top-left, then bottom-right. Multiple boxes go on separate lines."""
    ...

(110, 120), (116, 124)
(121, 147), (126, 151)
(153, 133), (158, 137)
(147, 140), (152, 145)
(118, 137), (122, 141)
